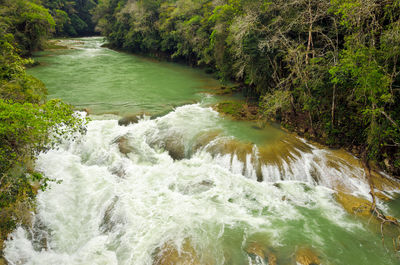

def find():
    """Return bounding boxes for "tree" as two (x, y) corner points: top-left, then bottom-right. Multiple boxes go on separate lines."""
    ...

(0, 3), (88, 245)
(93, 0), (400, 175)
(0, 0), (55, 54)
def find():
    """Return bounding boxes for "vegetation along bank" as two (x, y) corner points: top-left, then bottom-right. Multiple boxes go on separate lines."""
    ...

(93, 0), (400, 177)
(0, 0), (90, 258)
(1, 0), (400, 262)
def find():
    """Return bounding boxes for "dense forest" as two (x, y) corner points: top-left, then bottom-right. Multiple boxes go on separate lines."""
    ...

(1, 0), (400, 259)
(94, 0), (400, 176)
(0, 0), (97, 56)
(0, 0), (87, 251)
(42, 0), (98, 36)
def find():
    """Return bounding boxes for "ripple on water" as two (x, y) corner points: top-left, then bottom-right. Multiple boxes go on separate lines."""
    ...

(4, 105), (400, 265)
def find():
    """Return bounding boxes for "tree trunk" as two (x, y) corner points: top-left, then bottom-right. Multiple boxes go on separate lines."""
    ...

(305, 0), (313, 65)
(331, 84), (336, 129)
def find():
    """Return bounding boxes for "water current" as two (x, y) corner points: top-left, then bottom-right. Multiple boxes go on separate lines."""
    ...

(3, 37), (400, 265)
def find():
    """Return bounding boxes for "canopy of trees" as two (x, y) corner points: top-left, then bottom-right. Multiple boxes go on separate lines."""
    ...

(94, 0), (400, 176)
(0, 0), (99, 55)
(0, 0), (55, 55)
(43, 0), (99, 36)
(0, 0), (87, 247)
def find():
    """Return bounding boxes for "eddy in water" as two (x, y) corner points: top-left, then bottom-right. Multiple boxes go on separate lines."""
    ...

(4, 38), (400, 265)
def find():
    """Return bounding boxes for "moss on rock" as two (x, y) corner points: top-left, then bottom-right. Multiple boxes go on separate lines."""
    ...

(295, 247), (321, 265)
(215, 101), (258, 121)
(245, 242), (277, 265)
(153, 240), (200, 265)
(334, 192), (373, 217)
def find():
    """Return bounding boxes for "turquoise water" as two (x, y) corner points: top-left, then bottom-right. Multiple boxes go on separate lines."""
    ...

(29, 37), (220, 116)
(28, 37), (285, 146)
(4, 37), (399, 265)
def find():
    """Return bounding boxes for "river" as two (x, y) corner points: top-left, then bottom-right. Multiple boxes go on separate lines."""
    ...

(3, 37), (400, 265)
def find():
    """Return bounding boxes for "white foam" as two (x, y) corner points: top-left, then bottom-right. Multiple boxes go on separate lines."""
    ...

(3, 105), (394, 265)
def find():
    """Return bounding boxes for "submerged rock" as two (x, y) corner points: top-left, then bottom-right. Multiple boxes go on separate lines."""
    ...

(206, 138), (253, 162)
(374, 192), (392, 202)
(153, 241), (200, 265)
(100, 197), (119, 233)
(83, 108), (91, 115)
(214, 101), (258, 120)
(334, 192), (372, 217)
(326, 149), (400, 196)
(268, 254), (277, 265)
(163, 136), (185, 160)
(368, 170), (400, 193)
(192, 130), (222, 152)
(295, 248), (321, 265)
(245, 242), (277, 265)
(114, 136), (134, 155)
(246, 242), (266, 259)
(203, 134), (314, 182)
(204, 137), (262, 179)
(118, 114), (140, 126)
(335, 191), (400, 241)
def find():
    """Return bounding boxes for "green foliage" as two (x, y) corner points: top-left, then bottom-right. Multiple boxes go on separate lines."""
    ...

(217, 101), (243, 116)
(330, 45), (392, 108)
(328, 1), (400, 164)
(0, 0), (89, 248)
(0, 99), (87, 173)
(43, 0), (99, 36)
(0, 34), (28, 81)
(93, 0), (400, 174)
(0, 33), (46, 103)
(260, 90), (291, 119)
(330, 0), (361, 27)
(0, 0), (55, 54)
(53, 9), (69, 33)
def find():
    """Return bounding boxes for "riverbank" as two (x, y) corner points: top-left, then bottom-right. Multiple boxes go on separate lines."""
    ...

(40, 38), (400, 187)
(39, 37), (400, 204)
(208, 84), (399, 181)
(95, 0), (400, 183)
(97, 35), (399, 179)
(3, 37), (399, 265)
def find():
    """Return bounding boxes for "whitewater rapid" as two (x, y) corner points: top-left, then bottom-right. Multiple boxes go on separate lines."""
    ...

(4, 105), (399, 265)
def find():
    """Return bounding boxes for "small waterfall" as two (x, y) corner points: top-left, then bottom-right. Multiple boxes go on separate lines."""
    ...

(4, 105), (399, 265)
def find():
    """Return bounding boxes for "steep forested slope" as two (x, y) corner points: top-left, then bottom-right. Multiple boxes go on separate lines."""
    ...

(93, 0), (400, 176)
(0, 0), (87, 251)
(43, 0), (99, 36)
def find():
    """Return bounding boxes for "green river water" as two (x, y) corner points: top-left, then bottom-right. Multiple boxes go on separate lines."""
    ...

(3, 37), (400, 265)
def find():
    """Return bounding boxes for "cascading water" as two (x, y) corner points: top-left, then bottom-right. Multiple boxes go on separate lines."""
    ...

(4, 38), (400, 265)
(4, 105), (400, 265)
